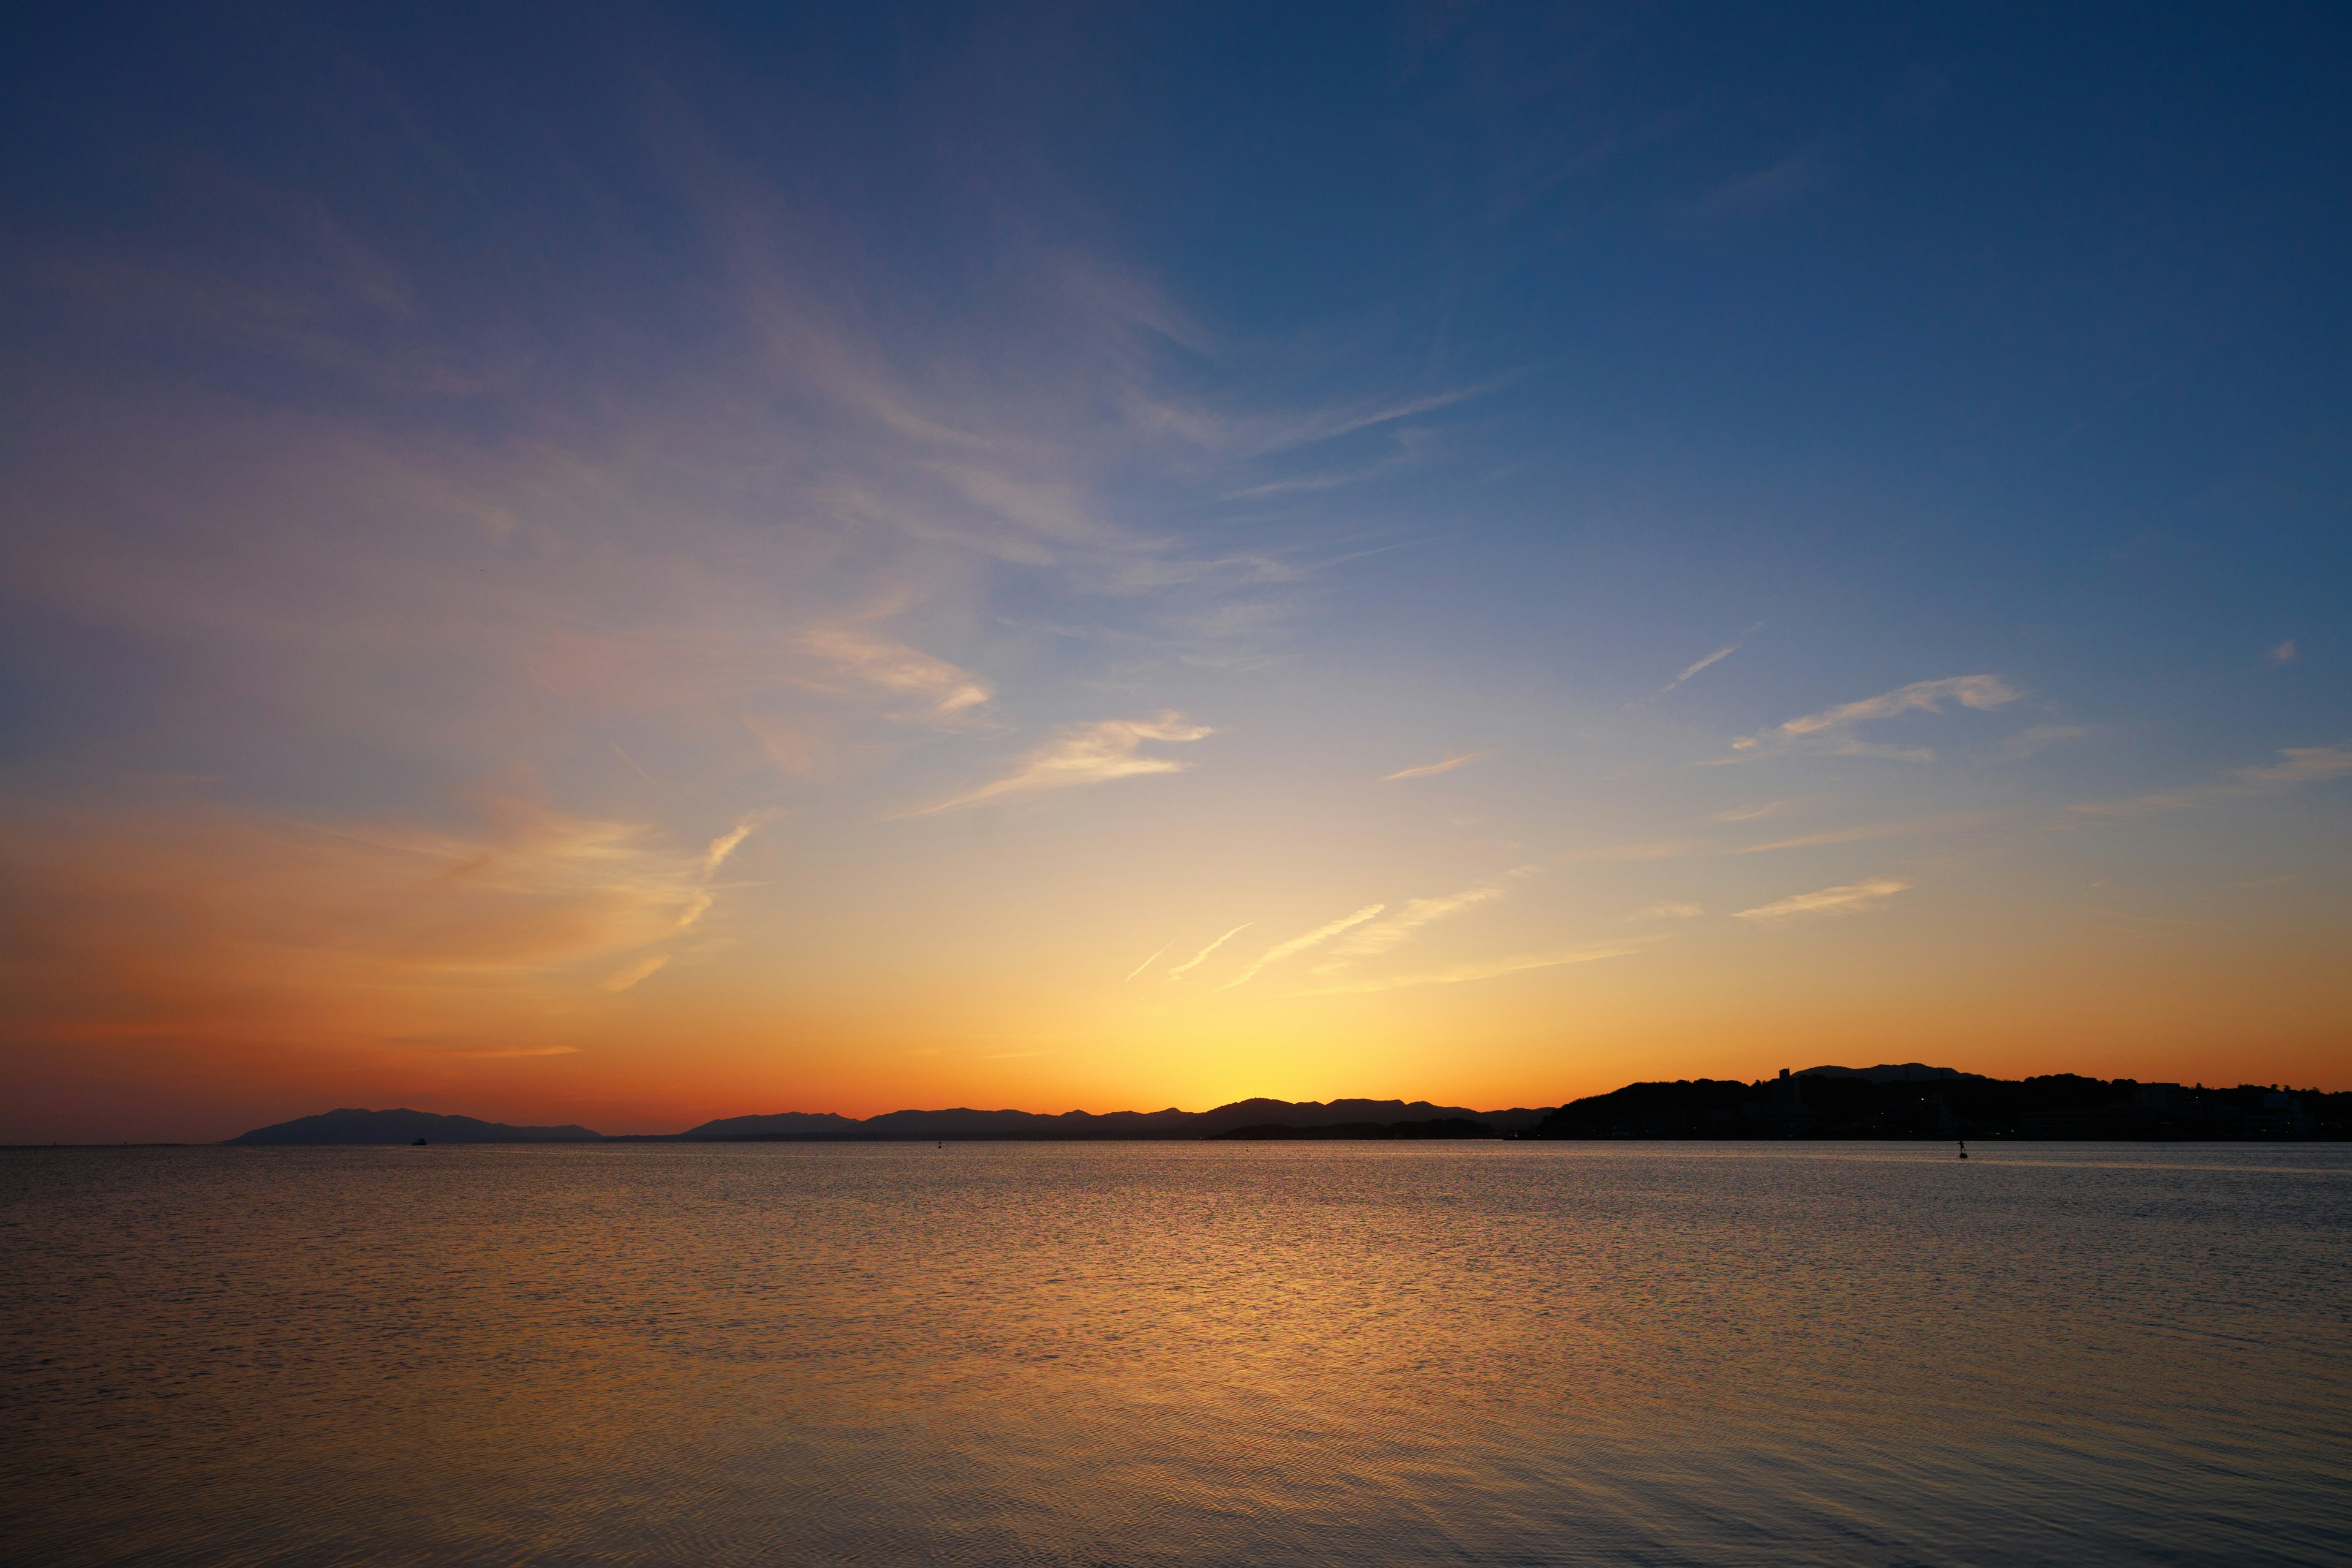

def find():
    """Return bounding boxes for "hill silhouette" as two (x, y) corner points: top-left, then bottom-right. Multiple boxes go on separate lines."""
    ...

(1536, 1071), (2343, 1140)
(1212, 1117), (1499, 1140)
(226, 1108), (601, 1145)
(670, 1098), (1551, 1141)
(221, 1071), (2350, 1144)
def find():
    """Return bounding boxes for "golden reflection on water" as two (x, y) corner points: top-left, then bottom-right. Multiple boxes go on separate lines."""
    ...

(6, 1142), (2350, 1565)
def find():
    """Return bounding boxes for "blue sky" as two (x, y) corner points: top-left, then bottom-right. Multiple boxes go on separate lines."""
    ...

(2, 3), (2346, 1137)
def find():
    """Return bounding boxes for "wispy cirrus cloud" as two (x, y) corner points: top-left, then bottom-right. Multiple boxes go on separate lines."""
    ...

(1298, 941), (1651, 995)
(1239, 383), (1500, 456)
(1384, 749), (1493, 782)
(1644, 623), (1763, 703)
(897, 713), (1213, 817)
(1711, 799), (1795, 823)
(602, 953), (672, 992)
(2238, 746), (2352, 785)
(1727, 676), (2019, 761)
(1312, 883), (1508, 973)
(1221, 903), (1386, 989)
(1733, 877), (1912, 921)
(801, 624), (994, 723)
(0, 794), (745, 1060)
(701, 815), (763, 874)
(1121, 937), (1178, 982)
(1628, 902), (1703, 921)
(2068, 742), (2352, 817)
(448, 1045), (583, 1059)
(1168, 922), (1252, 979)
(1674, 149), (1829, 225)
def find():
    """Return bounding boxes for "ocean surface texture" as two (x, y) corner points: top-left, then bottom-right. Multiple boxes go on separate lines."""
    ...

(5, 1142), (2347, 1566)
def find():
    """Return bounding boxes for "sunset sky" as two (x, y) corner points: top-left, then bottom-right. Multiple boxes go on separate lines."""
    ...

(4, 4), (2347, 1141)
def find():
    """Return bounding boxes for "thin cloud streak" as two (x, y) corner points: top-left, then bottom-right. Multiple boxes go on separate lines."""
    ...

(600, 952), (671, 992)
(611, 742), (662, 786)
(1648, 623), (1763, 701)
(1246, 382), (1500, 455)
(897, 713), (1213, 817)
(1712, 799), (1794, 823)
(1728, 675), (2020, 761)
(1384, 750), (1493, 782)
(1122, 938), (1177, 982)
(1733, 877), (1912, 921)
(801, 624), (994, 722)
(702, 816), (761, 874)
(453, 1045), (584, 1059)
(1314, 884), (1507, 973)
(1222, 904), (1385, 989)
(1168, 923), (1251, 979)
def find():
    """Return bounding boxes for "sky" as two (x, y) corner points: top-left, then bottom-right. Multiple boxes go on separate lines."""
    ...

(2, 2), (2347, 1141)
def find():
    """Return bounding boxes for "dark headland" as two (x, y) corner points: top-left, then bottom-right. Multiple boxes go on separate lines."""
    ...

(225, 1069), (2351, 1144)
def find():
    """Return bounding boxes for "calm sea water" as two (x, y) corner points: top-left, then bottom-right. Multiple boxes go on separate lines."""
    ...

(4, 1142), (2347, 1566)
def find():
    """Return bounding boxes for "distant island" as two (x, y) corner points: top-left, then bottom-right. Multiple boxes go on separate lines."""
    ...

(223, 1068), (2350, 1145)
(226, 1108), (603, 1145)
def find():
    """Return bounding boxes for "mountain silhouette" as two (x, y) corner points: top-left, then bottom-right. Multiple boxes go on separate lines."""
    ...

(222, 1072), (2348, 1145)
(225, 1108), (601, 1145)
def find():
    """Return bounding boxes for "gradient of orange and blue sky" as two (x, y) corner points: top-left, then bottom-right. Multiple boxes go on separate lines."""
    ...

(2, 3), (2348, 1141)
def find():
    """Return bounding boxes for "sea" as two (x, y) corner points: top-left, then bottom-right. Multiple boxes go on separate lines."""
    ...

(4, 1141), (2347, 1566)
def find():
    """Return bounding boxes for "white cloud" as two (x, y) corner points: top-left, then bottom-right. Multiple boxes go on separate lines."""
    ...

(702, 815), (761, 873)
(1313, 884), (1507, 972)
(1222, 903), (1386, 989)
(1732, 877), (1912, 921)
(802, 624), (993, 722)
(899, 712), (1213, 816)
(1383, 749), (1493, 782)
(1121, 938), (1177, 983)
(1168, 922), (1251, 979)
(1629, 902), (1704, 921)
(1729, 675), (2019, 761)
